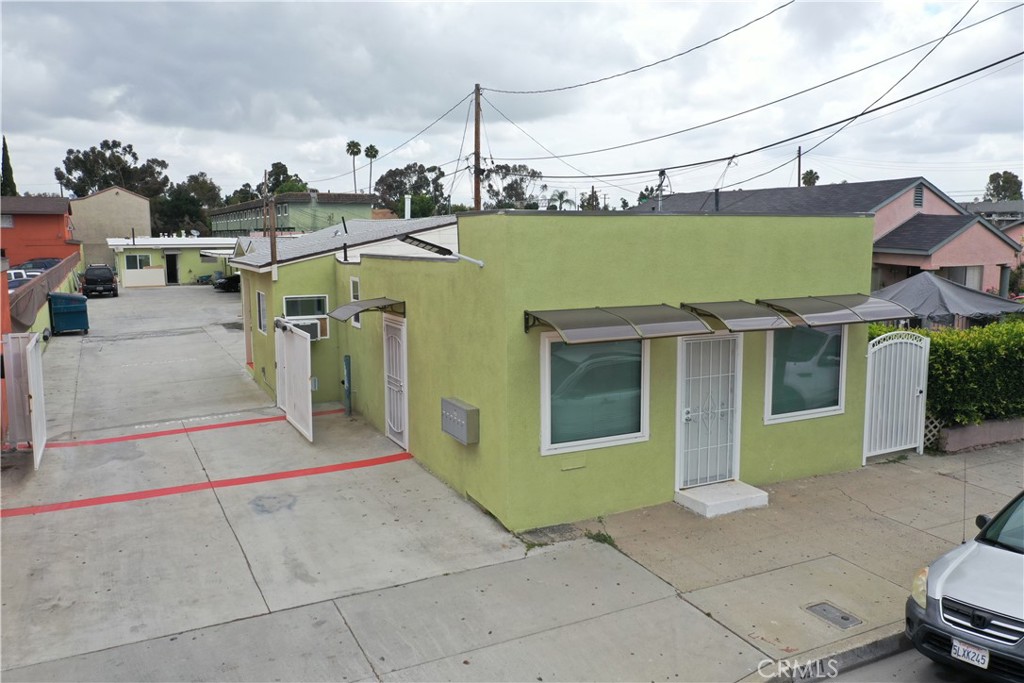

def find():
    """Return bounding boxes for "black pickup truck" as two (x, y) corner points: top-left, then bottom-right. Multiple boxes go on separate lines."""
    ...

(82, 264), (118, 297)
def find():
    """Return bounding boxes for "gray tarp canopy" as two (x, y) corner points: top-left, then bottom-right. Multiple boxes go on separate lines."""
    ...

(872, 272), (1024, 324)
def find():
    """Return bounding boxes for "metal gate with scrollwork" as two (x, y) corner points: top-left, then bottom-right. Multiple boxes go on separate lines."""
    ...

(864, 331), (930, 462)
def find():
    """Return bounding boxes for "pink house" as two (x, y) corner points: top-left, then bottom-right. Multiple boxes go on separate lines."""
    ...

(640, 177), (1021, 296)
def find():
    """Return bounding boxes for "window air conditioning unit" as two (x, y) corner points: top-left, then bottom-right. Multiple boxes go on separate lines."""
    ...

(290, 319), (322, 340)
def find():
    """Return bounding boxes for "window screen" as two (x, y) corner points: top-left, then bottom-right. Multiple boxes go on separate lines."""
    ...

(284, 296), (327, 317)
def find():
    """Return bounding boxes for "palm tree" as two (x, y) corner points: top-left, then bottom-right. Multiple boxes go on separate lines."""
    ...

(364, 144), (378, 194)
(547, 189), (575, 211)
(801, 169), (819, 187)
(346, 140), (361, 193)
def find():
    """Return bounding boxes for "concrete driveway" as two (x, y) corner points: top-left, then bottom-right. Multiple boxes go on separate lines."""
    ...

(1, 286), (761, 682)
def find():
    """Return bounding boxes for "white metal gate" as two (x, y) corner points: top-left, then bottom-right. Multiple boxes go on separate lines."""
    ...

(677, 335), (740, 489)
(2, 333), (47, 469)
(274, 319), (314, 442)
(864, 331), (930, 462)
(383, 315), (408, 449)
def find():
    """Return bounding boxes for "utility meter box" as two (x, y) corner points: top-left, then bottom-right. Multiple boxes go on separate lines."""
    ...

(441, 397), (479, 445)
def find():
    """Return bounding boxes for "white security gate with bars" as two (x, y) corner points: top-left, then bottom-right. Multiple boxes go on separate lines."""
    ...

(2, 333), (47, 469)
(863, 331), (930, 462)
(383, 315), (408, 449)
(677, 335), (740, 489)
(274, 318), (314, 442)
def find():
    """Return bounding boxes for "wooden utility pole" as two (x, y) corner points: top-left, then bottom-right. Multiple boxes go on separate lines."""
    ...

(797, 146), (802, 187)
(264, 169), (277, 269)
(474, 83), (481, 211)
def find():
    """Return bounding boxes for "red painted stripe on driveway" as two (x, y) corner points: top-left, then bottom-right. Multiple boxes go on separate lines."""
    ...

(47, 408), (346, 448)
(1, 452), (413, 518)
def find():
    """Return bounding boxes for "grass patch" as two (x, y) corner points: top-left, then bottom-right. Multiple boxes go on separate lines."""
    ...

(584, 529), (617, 548)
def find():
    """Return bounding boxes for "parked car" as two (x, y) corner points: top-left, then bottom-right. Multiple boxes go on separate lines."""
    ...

(14, 257), (62, 271)
(906, 489), (1024, 681)
(213, 273), (240, 292)
(7, 277), (32, 294)
(82, 264), (118, 297)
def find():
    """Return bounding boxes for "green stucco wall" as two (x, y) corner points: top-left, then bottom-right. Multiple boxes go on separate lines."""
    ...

(115, 248), (233, 285)
(243, 256), (344, 403)
(333, 212), (875, 531)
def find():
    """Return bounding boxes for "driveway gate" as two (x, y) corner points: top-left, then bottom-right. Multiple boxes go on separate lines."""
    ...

(863, 331), (930, 462)
(274, 319), (313, 442)
(2, 333), (47, 469)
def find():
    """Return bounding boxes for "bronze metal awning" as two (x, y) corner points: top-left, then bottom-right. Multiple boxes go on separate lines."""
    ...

(524, 304), (712, 344)
(680, 300), (792, 332)
(759, 294), (915, 325)
(328, 297), (405, 322)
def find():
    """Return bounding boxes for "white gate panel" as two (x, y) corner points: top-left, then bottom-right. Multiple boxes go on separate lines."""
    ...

(864, 331), (930, 462)
(274, 319), (313, 442)
(2, 333), (47, 469)
(383, 315), (408, 449)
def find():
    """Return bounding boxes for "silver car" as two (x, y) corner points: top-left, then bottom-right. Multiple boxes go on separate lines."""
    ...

(905, 490), (1024, 681)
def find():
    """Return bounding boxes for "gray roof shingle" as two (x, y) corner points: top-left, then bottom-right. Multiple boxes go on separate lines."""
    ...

(230, 215), (457, 268)
(873, 214), (980, 254)
(1, 196), (72, 215)
(631, 177), (956, 216)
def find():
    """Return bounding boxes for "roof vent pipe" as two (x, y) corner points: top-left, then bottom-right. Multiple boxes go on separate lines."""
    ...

(404, 194), (412, 220)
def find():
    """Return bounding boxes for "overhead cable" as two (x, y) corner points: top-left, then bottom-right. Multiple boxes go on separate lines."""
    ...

(484, 1), (795, 95)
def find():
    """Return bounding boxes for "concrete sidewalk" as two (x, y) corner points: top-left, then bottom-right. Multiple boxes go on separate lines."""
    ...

(2, 286), (1021, 681)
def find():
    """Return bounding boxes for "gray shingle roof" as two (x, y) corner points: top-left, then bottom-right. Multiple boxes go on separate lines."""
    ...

(631, 177), (956, 216)
(1, 196), (72, 215)
(873, 214), (980, 254)
(230, 215), (457, 268)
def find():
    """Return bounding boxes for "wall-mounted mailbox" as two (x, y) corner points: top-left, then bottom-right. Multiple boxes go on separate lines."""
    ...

(441, 397), (479, 445)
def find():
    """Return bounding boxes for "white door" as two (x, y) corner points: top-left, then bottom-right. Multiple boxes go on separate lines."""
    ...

(383, 315), (408, 449)
(274, 318), (314, 442)
(864, 331), (930, 461)
(677, 336), (740, 489)
(2, 333), (47, 469)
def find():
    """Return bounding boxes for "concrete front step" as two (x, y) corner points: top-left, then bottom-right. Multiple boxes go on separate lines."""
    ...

(674, 480), (768, 517)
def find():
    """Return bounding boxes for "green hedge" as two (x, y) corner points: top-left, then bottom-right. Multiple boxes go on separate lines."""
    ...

(869, 320), (1024, 425)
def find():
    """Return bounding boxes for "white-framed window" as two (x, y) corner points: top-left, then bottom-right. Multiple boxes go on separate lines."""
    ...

(283, 294), (329, 340)
(257, 291), (267, 334)
(349, 277), (361, 328)
(282, 204), (289, 216)
(125, 254), (151, 270)
(540, 332), (650, 456)
(765, 324), (847, 424)
(1, 214), (13, 228)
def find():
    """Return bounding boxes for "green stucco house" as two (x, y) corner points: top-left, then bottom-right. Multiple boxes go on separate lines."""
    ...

(235, 211), (912, 532)
(209, 191), (376, 237)
(107, 236), (239, 287)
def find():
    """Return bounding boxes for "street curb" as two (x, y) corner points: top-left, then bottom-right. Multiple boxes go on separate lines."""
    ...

(740, 626), (912, 682)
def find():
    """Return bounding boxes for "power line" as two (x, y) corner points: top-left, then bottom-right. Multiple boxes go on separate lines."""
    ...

(487, 4), (1022, 163)
(307, 90), (474, 183)
(484, 1), (796, 95)
(537, 52), (1023, 181)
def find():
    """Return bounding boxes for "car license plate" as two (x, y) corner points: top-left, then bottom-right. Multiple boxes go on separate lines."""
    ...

(951, 637), (989, 669)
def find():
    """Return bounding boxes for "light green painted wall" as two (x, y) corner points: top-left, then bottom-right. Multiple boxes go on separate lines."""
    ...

(115, 248), (232, 284)
(335, 212), (874, 531)
(27, 270), (81, 345)
(115, 248), (165, 275)
(243, 256), (344, 403)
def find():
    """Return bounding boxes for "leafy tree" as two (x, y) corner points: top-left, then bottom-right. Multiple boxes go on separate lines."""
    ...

(2, 135), (17, 196)
(482, 163), (544, 208)
(346, 140), (361, 193)
(266, 161), (305, 194)
(179, 172), (223, 209)
(54, 139), (169, 198)
(547, 189), (575, 211)
(620, 197), (630, 210)
(152, 183), (207, 234)
(801, 169), (819, 187)
(636, 185), (656, 204)
(579, 186), (602, 211)
(364, 145), (378, 195)
(373, 162), (447, 216)
(226, 183), (259, 205)
(450, 202), (470, 213)
(984, 171), (1022, 201)
(275, 178), (308, 194)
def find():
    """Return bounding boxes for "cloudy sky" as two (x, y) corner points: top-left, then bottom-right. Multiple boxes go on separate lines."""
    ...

(2, 1), (1022, 207)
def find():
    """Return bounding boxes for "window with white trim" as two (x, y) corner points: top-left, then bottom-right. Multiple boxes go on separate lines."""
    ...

(541, 332), (649, 455)
(125, 254), (151, 269)
(765, 325), (846, 423)
(1, 214), (13, 228)
(257, 291), (267, 334)
(283, 294), (329, 339)
(349, 277), (361, 328)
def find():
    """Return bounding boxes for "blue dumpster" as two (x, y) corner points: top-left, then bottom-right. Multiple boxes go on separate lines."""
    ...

(49, 292), (90, 335)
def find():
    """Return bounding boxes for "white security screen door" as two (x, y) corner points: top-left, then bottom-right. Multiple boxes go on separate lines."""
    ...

(864, 331), (930, 461)
(383, 315), (408, 449)
(2, 333), (48, 469)
(274, 318), (314, 442)
(678, 336), (740, 489)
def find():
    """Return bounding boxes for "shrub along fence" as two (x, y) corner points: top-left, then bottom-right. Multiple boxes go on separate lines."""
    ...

(869, 319), (1024, 427)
